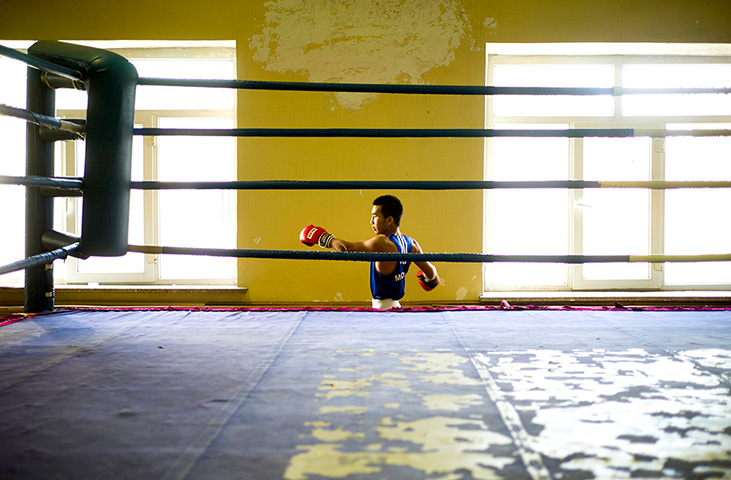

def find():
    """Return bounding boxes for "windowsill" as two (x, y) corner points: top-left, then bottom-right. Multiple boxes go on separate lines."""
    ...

(0, 285), (249, 308)
(2, 287), (729, 309)
(480, 291), (731, 307)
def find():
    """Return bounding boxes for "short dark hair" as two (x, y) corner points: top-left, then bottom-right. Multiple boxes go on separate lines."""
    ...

(373, 195), (403, 225)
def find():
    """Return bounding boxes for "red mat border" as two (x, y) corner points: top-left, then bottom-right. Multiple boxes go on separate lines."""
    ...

(3, 302), (730, 327)
(0, 313), (34, 328)
(67, 301), (731, 312)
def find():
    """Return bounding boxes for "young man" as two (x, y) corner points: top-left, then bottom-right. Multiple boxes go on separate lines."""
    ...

(299, 195), (439, 309)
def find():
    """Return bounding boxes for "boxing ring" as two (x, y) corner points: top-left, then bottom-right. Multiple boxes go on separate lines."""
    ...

(1, 41), (731, 479)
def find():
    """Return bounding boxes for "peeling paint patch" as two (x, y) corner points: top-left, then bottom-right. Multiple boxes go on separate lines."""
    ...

(376, 415), (511, 452)
(422, 393), (483, 411)
(336, 348), (375, 357)
(484, 17), (498, 29)
(318, 405), (367, 415)
(249, 0), (470, 110)
(286, 348), (515, 479)
(311, 426), (365, 442)
(477, 348), (731, 479)
(317, 371), (409, 400)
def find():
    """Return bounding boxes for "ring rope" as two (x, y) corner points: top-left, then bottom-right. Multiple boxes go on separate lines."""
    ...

(0, 175), (84, 191)
(136, 77), (731, 96)
(2, 43), (729, 281)
(0, 103), (86, 135)
(0, 44), (83, 82)
(7, 43), (725, 97)
(134, 127), (731, 139)
(130, 180), (731, 191)
(0, 243), (80, 277)
(128, 245), (731, 264)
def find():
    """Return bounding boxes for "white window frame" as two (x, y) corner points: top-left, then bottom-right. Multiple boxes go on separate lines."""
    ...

(0, 41), (237, 287)
(484, 44), (731, 292)
(58, 110), (235, 285)
(52, 42), (236, 286)
(570, 119), (664, 290)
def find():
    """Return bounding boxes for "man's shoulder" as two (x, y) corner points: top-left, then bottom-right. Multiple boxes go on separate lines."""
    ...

(371, 234), (399, 252)
(404, 235), (422, 253)
(388, 233), (421, 253)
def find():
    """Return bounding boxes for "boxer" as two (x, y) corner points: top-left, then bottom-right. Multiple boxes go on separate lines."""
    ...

(300, 195), (439, 309)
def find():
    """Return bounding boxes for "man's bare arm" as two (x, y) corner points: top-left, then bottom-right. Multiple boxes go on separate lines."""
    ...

(331, 236), (396, 253)
(411, 239), (438, 281)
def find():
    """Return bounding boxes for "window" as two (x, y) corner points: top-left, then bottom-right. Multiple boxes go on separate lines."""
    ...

(0, 42), (237, 286)
(0, 43), (32, 287)
(485, 44), (731, 291)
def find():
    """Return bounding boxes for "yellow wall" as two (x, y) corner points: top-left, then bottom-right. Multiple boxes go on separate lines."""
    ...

(2, 0), (730, 304)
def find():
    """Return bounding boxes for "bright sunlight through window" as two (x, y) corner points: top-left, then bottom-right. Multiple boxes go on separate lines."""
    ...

(0, 43), (236, 286)
(486, 46), (731, 291)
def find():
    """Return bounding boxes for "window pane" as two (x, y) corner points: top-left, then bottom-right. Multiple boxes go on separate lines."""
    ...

(0, 57), (26, 286)
(488, 125), (569, 286)
(582, 138), (651, 280)
(0, 56), (27, 107)
(157, 117), (236, 281)
(57, 59), (236, 111)
(665, 124), (731, 285)
(75, 134), (146, 274)
(493, 64), (614, 117)
(133, 59), (235, 110)
(56, 87), (88, 111)
(623, 64), (731, 116)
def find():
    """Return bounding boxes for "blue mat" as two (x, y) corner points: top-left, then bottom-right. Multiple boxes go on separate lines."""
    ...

(0, 309), (729, 479)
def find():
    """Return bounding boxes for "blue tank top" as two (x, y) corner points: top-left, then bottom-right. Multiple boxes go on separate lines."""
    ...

(370, 234), (413, 300)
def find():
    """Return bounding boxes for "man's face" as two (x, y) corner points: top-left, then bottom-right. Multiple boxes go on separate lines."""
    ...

(370, 205), (392, 234)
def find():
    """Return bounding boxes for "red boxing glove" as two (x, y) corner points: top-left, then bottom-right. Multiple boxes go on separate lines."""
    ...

(417, 270), (439, 291)
(299, 224), (335, 248)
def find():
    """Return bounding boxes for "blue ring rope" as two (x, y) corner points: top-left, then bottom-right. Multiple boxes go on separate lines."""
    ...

(127, 246), (731, 264)
(129, 180), (731, 191)
(130, 245), (628, 263)
(0, 103), (62, 129)
(0, 44), (82, 82)
(135, 127), (636, 138)
(133, 128), (731, 138)
(0, 244), (80, 276)
(132, 180), (604, 190)
(0, 175), (84, 191)
(135, 77), (731, 96)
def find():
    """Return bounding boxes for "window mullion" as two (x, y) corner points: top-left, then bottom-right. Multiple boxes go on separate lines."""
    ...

(144, 113), (159, 283)
(651, 136), (665, 288)
(570, 134), (583, 289)
(614, 60), (622, 118)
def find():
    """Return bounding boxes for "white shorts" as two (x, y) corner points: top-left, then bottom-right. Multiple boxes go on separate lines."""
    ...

(372, 298), (402, 310)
